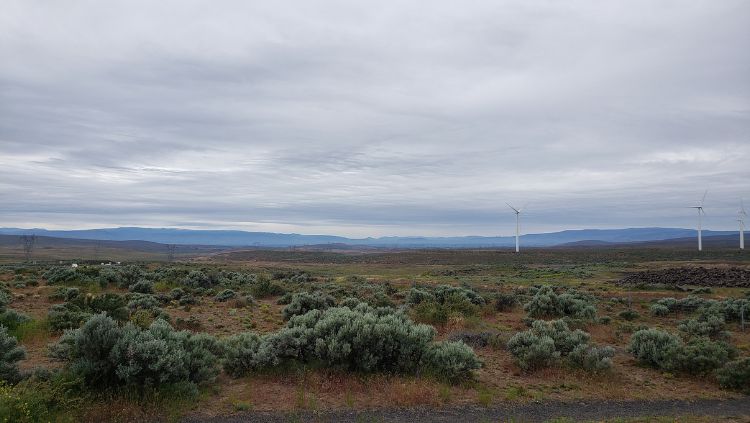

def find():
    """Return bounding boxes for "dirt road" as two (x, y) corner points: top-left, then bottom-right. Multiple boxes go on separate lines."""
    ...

(183, 398), (750, 422)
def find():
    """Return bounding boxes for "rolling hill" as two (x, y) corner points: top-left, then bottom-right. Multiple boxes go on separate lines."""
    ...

(0, 227), (738, 248)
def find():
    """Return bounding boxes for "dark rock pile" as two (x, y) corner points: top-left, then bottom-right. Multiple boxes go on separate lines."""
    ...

(618, 267), (750, 288)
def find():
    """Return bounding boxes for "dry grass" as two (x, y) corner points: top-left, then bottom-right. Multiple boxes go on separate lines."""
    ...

(2, 254), (749, 417)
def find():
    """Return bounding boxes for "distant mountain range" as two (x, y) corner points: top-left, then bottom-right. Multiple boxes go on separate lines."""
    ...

(0, 227), (738, 248)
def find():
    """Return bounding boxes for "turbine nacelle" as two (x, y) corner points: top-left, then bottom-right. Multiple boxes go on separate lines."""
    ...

(506, 203), (521, 214)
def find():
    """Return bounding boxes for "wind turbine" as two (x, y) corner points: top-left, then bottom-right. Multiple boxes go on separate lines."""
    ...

(506, 203), (525, 253)
(689, 190), (707, 251)
(739, 199), (746, 250)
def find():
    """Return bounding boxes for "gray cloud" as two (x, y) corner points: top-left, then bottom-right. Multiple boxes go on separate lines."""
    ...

(1, 0), (748, 236)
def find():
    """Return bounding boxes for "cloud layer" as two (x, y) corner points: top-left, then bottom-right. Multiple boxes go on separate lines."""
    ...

(1, 0), (748, 236)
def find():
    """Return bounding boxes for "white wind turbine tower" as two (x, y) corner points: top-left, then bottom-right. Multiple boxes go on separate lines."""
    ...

(739, 199), (746, 250)
(689, 190), (707, 251)
(506, 203), (525, 253)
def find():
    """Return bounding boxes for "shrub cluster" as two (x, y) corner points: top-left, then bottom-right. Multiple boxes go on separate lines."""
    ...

(618, 309), (640, 321)
(328, 280), (396, 308)
(0, 326), (25, 383)
(716, 357), (750, 393)
(181, 270), (219, 289)
(169, 288), (196, 306)
(281, 291), (336, 320)
(222, 302), (481, 382)
(678, 306), (728, 340)
(406, 288), (434, 306)
(0, 291), (30, 333)
(49, 287), (80, 301)
(48, 293), (128, 332)
(50, 314), (221, 389)
(568, 343), (616, 372)
(507, 319), (612, 371)
(650, 296), (749, 322)
(523, 286), (596, 320)
(628, 328), (735, 375)
(43, 265), (153, 289)
(250, 275), (286, 298)
(494, 292), (518, 312)
(128, 280), (154, 294)
(42, 268), (81, 285)
(433, 285), (485, 306)
(214, 289), (237, 302)
(409, 285), (484, 326)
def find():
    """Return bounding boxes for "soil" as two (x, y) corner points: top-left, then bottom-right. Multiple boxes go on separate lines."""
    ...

(4, 255), (750, 422)
(182, 398), (750, 422)
(618, 267), (750, 288)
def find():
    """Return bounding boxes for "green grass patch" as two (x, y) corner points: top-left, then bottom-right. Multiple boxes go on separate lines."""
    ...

(8, 318), (50, 343)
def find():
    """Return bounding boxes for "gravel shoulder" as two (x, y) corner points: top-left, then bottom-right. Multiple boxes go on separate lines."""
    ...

(183, 398), (750, 422)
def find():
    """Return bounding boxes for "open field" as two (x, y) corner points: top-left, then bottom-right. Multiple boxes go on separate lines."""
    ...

(0, 245), (748, 422)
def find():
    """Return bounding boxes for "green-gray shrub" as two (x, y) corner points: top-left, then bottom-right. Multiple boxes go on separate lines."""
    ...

(109, 319), (220, 387)
(281, 291), (336, 320)
(508, 319), (611, 372)
(406, 288), (435, 306)
(221, 332), (278, 377)
(338, 297), (361, 308)
(0, 325), (25, 383)
(0, 310), (31, 332)
(170, 288), (196, 305)
(285, 305), (436, 372)
(128, 280), (154, 294)
(618, 309), (640, 321)
(650, 303), (670, 316)
(506, 330), (558, 370)
(524, 286), (596, 320)
(214, 289), (237, 302)
(434, 285), (485, 306)
(42, 267), (80, 285)
(421, 341), (482, 381)
(568, 344), (615, 372)
(50, 314), (220, 389)
(250, 275), (285, 298)
(628, 328), (682, 369)
(678, 307), (727, 340)
(672, 338), (732, 375)
(494, 292), (518, 312)
(530, 319), (589, 354)
(221, 304), (481, 382)
(716, 358), (750, 393)
(0, 291), (10, 310)
(127, 293), (161, 311)
(182, 270), (215, 288)
(49, 287), (79, 301)
(49, 313), (122, 386)
(98, 267), (124, 287)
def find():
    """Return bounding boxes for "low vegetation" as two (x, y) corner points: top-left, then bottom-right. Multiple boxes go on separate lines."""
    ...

(224, 302), (481, 381)
(523, 286), (597, 320)
(507, 319), (613, 371)
(628, 328), (737, 376)
(0, 253), (748, 420)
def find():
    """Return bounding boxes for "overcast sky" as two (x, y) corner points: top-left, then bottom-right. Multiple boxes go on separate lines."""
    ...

(1, 1), (748, 237)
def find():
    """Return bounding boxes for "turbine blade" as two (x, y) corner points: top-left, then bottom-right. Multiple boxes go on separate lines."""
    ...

(701, 189), (708, 206)
(506, 203), (519, 213)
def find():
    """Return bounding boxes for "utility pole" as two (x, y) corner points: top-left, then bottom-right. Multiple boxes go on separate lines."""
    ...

(167, 244), (176, 262)
(20, 234), (36, 262)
